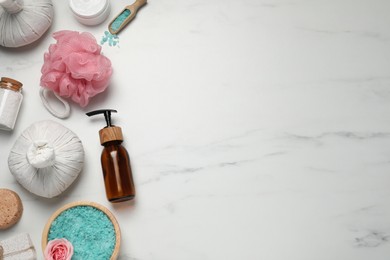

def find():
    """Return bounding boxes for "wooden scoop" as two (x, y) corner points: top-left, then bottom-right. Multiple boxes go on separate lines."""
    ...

(108, 0), (147, 35)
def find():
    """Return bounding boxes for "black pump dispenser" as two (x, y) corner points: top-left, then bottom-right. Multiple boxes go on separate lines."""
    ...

(86, 109), (135, 202)
(86, 109), (117, 127)
(86, 109), (123, 144)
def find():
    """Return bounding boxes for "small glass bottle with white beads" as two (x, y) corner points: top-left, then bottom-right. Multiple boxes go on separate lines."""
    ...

(0, 77), (23, 131)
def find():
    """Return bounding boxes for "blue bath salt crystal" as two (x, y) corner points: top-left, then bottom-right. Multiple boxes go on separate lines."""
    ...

(101, 31), (119, 47)
(48, 206), (116, 260)
(111, 9), (131, 31)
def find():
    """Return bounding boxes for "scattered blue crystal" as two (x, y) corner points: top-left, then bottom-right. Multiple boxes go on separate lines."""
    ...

(101, 31), (119, 47)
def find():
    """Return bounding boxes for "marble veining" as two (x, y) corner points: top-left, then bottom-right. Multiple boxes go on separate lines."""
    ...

(296, 27), (390, 41)
(354, 231), (390, 248)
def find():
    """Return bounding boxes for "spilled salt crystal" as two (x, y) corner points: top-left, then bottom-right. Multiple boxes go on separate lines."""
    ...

(100, 31), (119, 47)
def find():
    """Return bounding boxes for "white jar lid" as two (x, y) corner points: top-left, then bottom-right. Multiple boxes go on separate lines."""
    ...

(69, 0), (109, 18)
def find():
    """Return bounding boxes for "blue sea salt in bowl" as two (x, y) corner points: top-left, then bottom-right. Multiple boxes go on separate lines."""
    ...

(42, 201), (121, 260)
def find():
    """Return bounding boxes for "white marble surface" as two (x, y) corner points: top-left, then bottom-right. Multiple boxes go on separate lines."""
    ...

(1, 0), (390, 259)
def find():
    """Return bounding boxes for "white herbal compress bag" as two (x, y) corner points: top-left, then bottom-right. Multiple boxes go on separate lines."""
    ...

(8, 120), (84, 198)
(0, 0), (54, 48)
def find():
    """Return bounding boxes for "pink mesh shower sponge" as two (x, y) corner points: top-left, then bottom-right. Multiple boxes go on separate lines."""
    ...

(40, 30), (112, 107)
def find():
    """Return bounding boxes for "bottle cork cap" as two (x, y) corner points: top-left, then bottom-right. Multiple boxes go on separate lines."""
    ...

(1, 77), (23, 92)
(99, 126), (123, 145)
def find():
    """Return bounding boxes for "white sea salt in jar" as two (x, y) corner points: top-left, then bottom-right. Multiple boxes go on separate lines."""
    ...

(0, 77), (23, 131)
(69, 0), (111, 26)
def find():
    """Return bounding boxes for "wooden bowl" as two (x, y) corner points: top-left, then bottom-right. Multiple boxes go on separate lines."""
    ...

(42, 201), (121, 260)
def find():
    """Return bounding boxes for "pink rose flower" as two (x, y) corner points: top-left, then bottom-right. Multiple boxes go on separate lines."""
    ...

(44, 238), (74, 260)
(40, 30), (113, 107)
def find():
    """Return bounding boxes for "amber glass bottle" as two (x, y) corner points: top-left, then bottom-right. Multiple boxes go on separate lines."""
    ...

(101, 139), (135, 202)
(87, 109), (136, 202)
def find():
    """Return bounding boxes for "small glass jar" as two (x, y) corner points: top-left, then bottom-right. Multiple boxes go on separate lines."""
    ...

(0, 77), (23, 131)
(69, 0), (111, 26)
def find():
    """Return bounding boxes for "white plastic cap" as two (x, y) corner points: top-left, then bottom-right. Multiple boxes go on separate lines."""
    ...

(69, 0), (110, 26)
